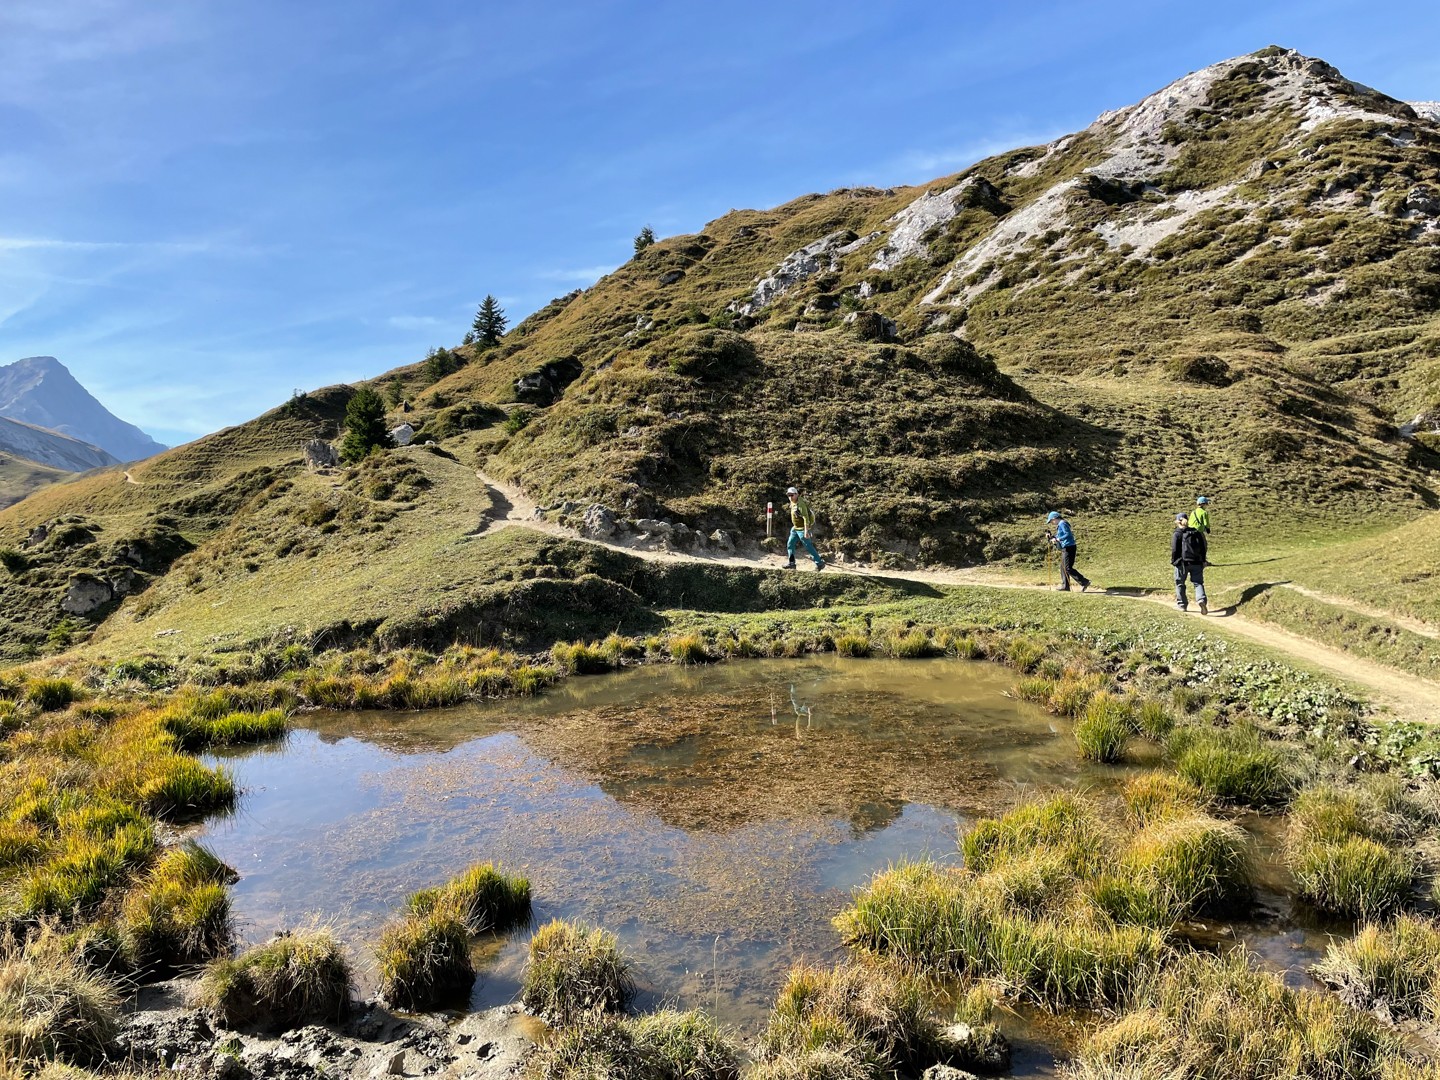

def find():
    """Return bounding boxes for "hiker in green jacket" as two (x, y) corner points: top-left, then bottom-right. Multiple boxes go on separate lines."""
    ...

(1189, 496), (1211, 535)
(785, 486), (825, 571)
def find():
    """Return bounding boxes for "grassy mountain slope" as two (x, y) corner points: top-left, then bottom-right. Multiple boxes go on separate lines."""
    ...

(0, 451), (72, 510)
(3, 45), (1440, 659)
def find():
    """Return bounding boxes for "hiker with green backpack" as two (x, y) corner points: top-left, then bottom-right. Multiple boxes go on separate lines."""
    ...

(785, 486), (825, 571)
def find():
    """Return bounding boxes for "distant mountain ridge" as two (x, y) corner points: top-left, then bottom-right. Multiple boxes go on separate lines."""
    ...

(0, 356), (165, 463)
(0, 415), (117, 473)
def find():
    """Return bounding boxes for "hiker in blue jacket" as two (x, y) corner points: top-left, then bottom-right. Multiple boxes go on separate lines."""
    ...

(1046, 511), (1091, 592)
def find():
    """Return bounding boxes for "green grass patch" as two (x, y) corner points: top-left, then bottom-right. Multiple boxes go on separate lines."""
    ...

(405, 861), (531, 935)
(754, 962), (938, 1078)
(1074, 691), (1134, 763)
(1311, 913), (1440, 1025)
(120, 841), (235, 969)
(198, 929), (352, 1032)
(1072, 948), (1412, 1080)
(528, 1009), (742, 1080)
(375, 908), (474, 1012)
(521, 920), (635, 1028)
(158, 707), (287, 751)
(1168, 724), (1295, 807)
(1286, 785), (1417, 919)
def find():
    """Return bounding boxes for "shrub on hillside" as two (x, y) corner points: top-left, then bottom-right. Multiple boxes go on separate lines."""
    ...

(666, 329), (756, 379)
(1163, 353), (1233, 386)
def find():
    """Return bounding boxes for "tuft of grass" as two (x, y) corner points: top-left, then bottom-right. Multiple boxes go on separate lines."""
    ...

(1132, 699), (1175, 740)
(1047, 672), (1107, 717)
(1071, 948), (1412, 1080)
(24, 679), (78, 713)
(832, 633), (871, 658)
(405, 861), (531, 935)
(198, 929), (352, 1032)
(18, 824), (155, 917)
(1001, 636), (1047, 673)
(755, 962), (936, 1076)
(1311, 914), (1440, 1024)
(0, 928), (120, 1064)
(1014, 676), (1056, 703)
(120, 841), (235, 969)
(835, 861), (1166, 1010)
(880, 629), (934, 659)
(528, 1009), (742, 1080)
(1289, 837), (1414, 920)
(1074, 692), (1133, 763)
(135, 755), (236, 820)
(667, 633), (711, 665)
(158, 707), (287, 751)
(961, 793), (1105, 878)
(1168, 725), (1294, 807)
(521, 920), (635, 1028)
(1286, 784), (1415, 919)
(375, 908), (474, 1012)
(550, 641), (613, 676)
(1101, 814), (1253, 925)
(1122, 772), (1205, 826)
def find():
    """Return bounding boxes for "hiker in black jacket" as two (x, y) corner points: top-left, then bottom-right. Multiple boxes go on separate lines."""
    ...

(1172, 513), (1209, 614)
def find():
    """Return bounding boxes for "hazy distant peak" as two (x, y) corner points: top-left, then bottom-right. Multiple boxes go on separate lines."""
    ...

(0, 355), (166, 463)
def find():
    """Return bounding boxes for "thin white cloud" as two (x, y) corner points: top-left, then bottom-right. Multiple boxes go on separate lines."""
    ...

(385, 315), (443, 330)
(870, 129), (1072, 186)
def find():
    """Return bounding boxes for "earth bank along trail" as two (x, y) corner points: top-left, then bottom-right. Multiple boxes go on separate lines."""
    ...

(474, 473), (1440, 722)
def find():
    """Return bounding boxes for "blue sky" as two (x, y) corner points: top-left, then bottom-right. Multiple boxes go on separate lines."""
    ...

(1, 0), (1437, 447)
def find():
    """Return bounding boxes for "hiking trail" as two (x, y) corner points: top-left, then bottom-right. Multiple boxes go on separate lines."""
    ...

(474, 473), (1440, 722)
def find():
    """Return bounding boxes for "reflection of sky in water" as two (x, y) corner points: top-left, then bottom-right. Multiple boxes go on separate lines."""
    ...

(199, 658), (1073, 1029)
(195, 657), (1330, 1053)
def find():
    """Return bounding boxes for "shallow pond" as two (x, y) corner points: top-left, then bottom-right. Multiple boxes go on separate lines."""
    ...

(197, 657), (1334, 1072)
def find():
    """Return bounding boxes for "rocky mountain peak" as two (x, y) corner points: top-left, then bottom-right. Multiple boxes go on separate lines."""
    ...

(0, 355), (166, 463)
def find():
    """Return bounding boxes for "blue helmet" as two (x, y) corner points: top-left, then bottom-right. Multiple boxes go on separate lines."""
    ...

(1046, 511), (1061, 521)
(1196, 496), (1209, 505)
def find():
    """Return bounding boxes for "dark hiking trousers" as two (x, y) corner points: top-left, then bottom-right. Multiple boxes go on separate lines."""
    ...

(1175, 562), (1207, 608)
(1060, 545), (1089, 590)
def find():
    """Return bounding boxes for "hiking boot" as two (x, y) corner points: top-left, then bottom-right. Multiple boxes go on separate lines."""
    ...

(815, 561), (826, 571)
(1176, 602), (1187, 611)
(1080, 582), (1090, 593)
(785, 560), (796, 570)
(1055, 586), (1071, 592)
(1199, 600), (1209, 615)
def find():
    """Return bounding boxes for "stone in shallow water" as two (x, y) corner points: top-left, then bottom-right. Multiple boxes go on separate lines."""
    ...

(934, 1021), (1012, 1074)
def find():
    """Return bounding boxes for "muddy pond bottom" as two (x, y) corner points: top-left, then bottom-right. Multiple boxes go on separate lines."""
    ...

(200, 658), (1104, 1043)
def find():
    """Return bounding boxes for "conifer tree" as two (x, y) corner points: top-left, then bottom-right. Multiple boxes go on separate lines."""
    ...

(339, 387), (394, 463)
(385, 376), (405, 408)
(633, 225), (656, 256)
(472, 295), (507, 345)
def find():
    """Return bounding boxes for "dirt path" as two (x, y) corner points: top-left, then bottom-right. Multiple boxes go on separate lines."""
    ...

(474, 474), (1440, 721)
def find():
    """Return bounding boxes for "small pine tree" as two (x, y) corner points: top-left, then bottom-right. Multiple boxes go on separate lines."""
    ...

(472, 295), (507, 346)
(462, 329), (476, 346)
(633, 225), (656, 256)
(423, 347), (457, 385)
(385, 377), (405, 408)
(339, 387), (394, 463)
